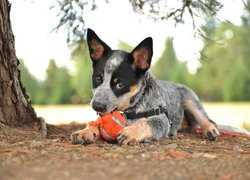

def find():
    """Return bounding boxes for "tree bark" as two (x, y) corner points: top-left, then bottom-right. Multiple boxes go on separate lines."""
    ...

(0, 0), (39, 126)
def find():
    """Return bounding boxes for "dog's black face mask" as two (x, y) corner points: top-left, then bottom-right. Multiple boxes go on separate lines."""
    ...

(87, 28), (153, 113)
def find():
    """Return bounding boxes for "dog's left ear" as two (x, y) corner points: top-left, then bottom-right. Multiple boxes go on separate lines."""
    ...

(131, 37), (153, 71)
(87, 28), (111, 62)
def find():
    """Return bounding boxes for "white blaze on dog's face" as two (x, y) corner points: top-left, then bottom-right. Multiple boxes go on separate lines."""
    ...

(87, 29), (153, 113)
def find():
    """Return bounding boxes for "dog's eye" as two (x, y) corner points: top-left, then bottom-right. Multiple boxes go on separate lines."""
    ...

(116, 82), (125, 89)
(95, 76), (102, 83)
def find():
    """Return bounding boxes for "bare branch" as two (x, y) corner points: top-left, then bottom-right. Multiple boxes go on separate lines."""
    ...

(129, 0), (223, 37)
(51, 0), (97, 45)
(53, 0), (223, 44)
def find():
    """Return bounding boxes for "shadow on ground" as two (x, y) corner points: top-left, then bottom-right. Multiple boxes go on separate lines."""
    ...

(0, 123), (249, 180)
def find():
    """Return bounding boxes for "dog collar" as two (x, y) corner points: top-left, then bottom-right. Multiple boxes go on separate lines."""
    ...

(124, 105), (169, 120)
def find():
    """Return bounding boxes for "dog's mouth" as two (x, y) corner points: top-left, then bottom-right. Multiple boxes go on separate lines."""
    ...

(96, 108), (118, 117)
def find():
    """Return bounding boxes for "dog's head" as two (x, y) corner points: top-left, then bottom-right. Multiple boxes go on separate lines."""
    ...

(87, 29), (153, 113)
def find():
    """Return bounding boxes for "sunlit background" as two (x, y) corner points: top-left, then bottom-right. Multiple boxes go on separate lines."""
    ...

(9, 0), (250, 130)
(10, 0), (243, 79)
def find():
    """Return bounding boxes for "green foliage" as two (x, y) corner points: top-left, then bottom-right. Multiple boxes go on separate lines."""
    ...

(150, 18), (250, 102)
(19, 41), (93, 105)
(19, 59), (40, 103)
(242, 121), (250, 131)
(224, 59), (250, 101)
(20, 15), (250, 104)
(70, 40), (93, 104)
(150, 38), (189, 84)
(38, 59), (74, 104)
(195, 21), (250, 101)
(117, 41), (133, 52)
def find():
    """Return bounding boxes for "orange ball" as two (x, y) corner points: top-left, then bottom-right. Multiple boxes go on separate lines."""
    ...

(88, 111), (127, 141)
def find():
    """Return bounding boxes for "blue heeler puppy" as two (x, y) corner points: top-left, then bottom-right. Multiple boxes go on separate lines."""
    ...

(70, 29), (220, 145)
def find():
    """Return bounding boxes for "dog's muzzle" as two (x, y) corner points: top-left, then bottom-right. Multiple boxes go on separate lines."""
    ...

(92, 101), (107, 113)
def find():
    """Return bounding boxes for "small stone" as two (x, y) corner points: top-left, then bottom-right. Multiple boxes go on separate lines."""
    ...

(233, 145), (244, 152)
(191, 152), (204, 158)
(203, 153), (217, 159)
(200, 140), (207, 145)
(149, 145), (155, 149)
(104, 153), (113, 158)
(13, 142), (25, 146)
(18, 142), (25, 146)
(41, 150), (48, 155)
(141, 153), (151, 158)
(165, 143), (178, 150)
(52, 138), (61, 143)
(30, 140), (44, 149)
(168, 150), (190, 158)
(126, 154), (134, 159)
(239, 138), (249, 142)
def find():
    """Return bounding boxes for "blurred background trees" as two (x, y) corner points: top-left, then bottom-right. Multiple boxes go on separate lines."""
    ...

(41, 59), (74, 104)
(70, 41), (93, 104)
(150, 37), (189, 84)
(18, 0), (250, 104)
(193, 1), (250, 101)
(19, 41), (93, 105)
(20, 17), (250, 104)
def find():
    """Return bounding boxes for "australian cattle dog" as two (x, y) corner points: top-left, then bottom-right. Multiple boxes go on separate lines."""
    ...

(70, 29), (220, 145)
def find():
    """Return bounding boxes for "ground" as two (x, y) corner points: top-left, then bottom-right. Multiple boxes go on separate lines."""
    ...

(0, 123), (249, 180)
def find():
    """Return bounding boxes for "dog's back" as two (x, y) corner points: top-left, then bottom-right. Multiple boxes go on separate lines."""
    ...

(125, 72), (219, 140)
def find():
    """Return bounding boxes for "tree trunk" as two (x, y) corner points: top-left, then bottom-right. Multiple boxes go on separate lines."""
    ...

(0, 0), (39, 126)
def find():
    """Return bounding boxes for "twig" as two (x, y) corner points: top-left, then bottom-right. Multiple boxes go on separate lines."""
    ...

(241, 0), (247, 8)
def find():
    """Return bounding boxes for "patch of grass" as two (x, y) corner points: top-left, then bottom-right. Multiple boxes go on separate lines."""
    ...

(242, 121), (250, 131)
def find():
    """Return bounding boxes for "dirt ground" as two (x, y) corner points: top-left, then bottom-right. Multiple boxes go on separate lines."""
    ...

(0, 123), (249, 180)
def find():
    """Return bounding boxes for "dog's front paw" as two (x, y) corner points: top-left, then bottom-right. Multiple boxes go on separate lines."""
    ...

(117, 126), (140, 145)
(117, 120), (153, 145)
(70, 126), (100, 144)
(203, 120), (220, 141)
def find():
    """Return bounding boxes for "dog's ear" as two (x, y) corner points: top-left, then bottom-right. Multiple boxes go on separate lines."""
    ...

(87, 28), (111, 61)
(131, 37), (153, 71)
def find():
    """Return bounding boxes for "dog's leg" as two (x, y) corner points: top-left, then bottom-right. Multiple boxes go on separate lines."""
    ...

(117, 116), (170, 145)
(168, 108), (184, 138)
(70, 125), (100, 144)
(183, 99), (220, 141)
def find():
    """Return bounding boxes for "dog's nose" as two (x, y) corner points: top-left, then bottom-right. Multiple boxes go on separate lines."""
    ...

(92, 101), (107, 113)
